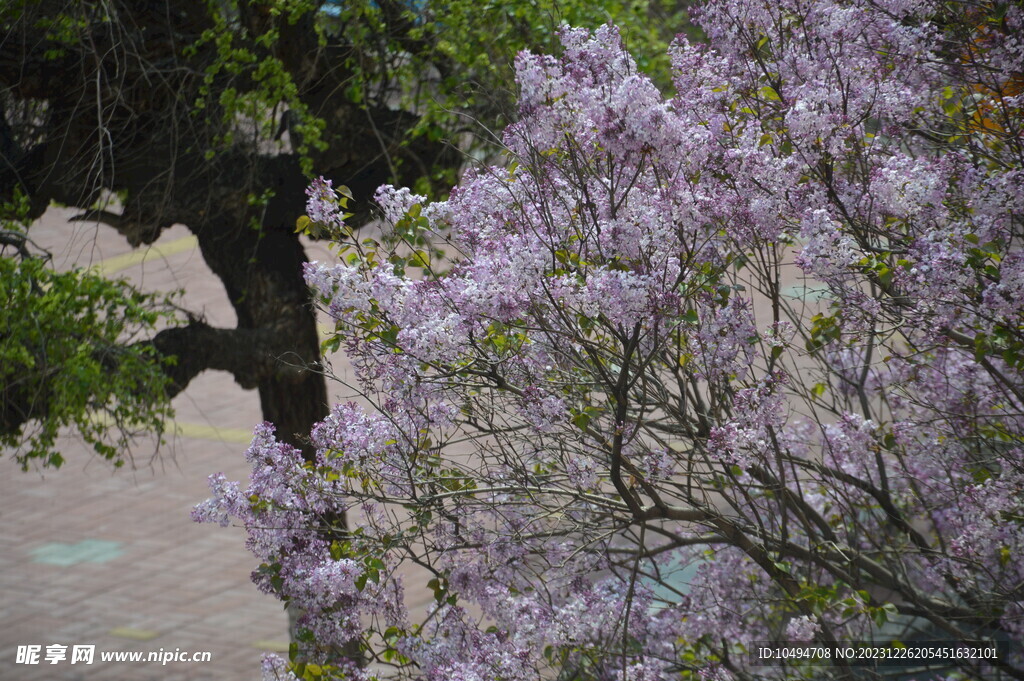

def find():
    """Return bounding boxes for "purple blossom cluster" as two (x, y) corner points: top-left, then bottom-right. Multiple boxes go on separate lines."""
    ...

(305, 177), (347, 230)
(198, 2), (1024, 679)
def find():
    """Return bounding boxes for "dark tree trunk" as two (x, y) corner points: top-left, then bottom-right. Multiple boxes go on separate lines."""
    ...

(192, 207), (331, 457)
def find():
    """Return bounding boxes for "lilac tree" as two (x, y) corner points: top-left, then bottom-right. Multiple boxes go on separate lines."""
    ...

(196, 1), (1024, 679)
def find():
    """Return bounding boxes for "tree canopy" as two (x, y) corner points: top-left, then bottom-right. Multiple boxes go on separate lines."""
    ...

(197, 1), (1024, 680)
(0, 0), (682, 465)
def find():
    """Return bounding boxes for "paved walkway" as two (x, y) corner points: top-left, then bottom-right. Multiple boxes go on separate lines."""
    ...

(1, 212), (319, 681)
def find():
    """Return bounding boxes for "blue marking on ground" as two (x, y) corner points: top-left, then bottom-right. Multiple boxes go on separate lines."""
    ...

(30, 540), (124, 566)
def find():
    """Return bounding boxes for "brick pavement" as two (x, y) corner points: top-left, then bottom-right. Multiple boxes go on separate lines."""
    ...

(0, 417), (288, 681)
